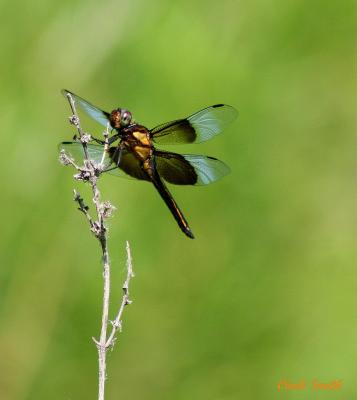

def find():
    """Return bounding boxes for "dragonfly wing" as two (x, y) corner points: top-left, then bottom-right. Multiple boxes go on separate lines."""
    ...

(154, 150), (230, 185)
(108, 147), (150, 181)
(60, 143), (229, 185)
(59, 141), (108, 165)
(151, 104), (237, 145)
(59, 141), (150, 181)
(62, 89), (110, 127)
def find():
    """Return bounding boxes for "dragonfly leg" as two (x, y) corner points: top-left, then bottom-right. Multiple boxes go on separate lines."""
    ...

(91, 137), (105, 145)
(90, 129), (119, 145)
(108, 133), (121, 145)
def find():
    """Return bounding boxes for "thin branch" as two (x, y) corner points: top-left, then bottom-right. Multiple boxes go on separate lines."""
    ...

(64, 91), (90, 160)
(60, 92), (134, 400)
(106, 241), (135, 348)
(73, 189), (95, 229)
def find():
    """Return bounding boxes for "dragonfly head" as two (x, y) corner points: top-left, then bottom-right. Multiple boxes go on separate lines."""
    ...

(109, 108), (133, 130)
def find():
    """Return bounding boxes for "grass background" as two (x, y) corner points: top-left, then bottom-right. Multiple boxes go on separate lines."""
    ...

(0, 0), (356, 399)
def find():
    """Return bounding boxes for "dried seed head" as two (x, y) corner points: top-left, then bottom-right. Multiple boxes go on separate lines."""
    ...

(100, 201), (116, 218)
(69, 115), (79, 126)
(74, 170), (91, 181)
(59, 150), (73, 166)
(81, 133), (91, 144)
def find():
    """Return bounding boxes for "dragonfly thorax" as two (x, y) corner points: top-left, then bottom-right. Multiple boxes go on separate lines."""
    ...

(123, 124), (151, 147)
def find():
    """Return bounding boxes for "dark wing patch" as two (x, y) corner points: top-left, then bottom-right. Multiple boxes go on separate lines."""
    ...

(150, 119), (196, 144)
(154, 150), (198, 184)
(108, 147), (149, 181)
(155, 150), (230, 185)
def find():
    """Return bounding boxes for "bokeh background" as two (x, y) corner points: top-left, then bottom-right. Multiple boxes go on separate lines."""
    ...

(0, 0), (356, 399)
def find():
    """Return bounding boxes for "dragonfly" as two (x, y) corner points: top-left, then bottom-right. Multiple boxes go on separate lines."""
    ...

(60, 90), (238, 239)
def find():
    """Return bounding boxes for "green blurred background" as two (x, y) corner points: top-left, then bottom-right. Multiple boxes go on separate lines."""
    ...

(1, 0), (356, 399)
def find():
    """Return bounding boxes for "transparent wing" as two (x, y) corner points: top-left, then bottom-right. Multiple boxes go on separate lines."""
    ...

(59, 141), (108, 165)
(61, 89), (110, 127)
(154, 150), (230, 185)
(151, 104), (238, 145)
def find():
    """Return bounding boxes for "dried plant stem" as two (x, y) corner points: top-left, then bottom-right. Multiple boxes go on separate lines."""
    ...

(61, 92), (134, 400)
(97, 205), (111, 400)
(106, 242), (134, 348)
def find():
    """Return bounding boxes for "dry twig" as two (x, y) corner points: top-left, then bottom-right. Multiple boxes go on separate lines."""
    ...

(60, 92), (134, 400)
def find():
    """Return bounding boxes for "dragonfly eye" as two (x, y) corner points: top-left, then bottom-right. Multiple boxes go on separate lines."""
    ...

(120, 110), (132, 127)
(109, 109), (122, 129)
